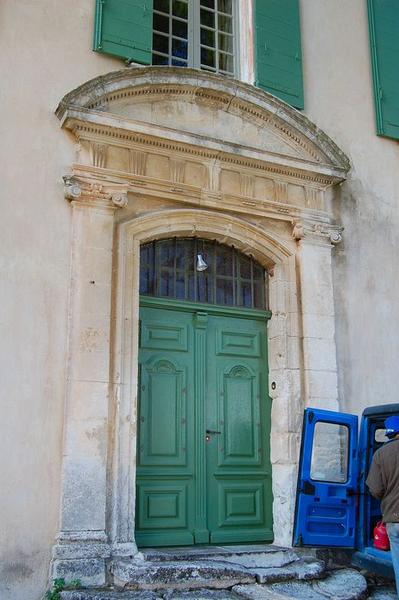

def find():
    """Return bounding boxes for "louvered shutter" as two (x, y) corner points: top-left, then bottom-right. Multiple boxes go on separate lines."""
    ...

(93, 0), (153, 64)
(254, 0), (304, 109)
(368, 0), (399, 140)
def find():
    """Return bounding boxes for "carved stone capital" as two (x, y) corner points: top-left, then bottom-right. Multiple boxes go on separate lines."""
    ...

(63, 174), (129, 210)
(111, 192), (129, 208)
(292, 218), (343, 246)
(329, 229), (343, 245)
(63, 175), (82, 200)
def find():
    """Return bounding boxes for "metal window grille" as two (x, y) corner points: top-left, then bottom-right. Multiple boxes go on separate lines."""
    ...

(152, 0), (237, 77)
(140, 238), (267, 309)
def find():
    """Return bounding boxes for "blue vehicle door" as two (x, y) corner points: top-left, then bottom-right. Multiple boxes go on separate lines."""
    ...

(293, 408), (359, 547)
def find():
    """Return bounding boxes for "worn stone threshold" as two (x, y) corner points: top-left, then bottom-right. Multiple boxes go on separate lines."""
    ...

(59, 543), (375, 599)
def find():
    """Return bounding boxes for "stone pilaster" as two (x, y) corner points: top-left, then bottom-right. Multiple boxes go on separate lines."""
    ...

(51, 176), (130, 586)
(294, 220), (342, 411)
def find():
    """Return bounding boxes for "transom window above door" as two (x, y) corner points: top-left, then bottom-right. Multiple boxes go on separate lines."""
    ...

(152, 0), (237, 75)
(140, 238), (266, 309)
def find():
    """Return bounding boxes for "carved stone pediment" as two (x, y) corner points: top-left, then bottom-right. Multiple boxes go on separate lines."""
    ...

(56, 67), (349, 225)
(57, 68), (349, 175)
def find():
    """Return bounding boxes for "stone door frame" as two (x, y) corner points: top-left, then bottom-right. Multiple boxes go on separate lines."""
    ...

(52, 67), (349, 587)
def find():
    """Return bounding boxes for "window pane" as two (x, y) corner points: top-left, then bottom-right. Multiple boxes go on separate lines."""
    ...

(253, 281), (265, 309)
(218, 32), (233, 53)
(153, 33), (169, 54)
(157, 240), (174, 267)
(172, 38), (188, 59)
(240, 281), (252, 308)
(175, 271), (185, 299)
(197, 273), (213, 303)
(201, 28), (215, 48)
(154, 0), (170, 13)
(201, 47), (215, 68)
(239, 254), (251, 279)
(218, 13), (232, 33)
(216, 278), (234, 305)
(310, 422), (349, 484)
(253, 263), (263, 281)
(153, 53), (169, 65)
(201, 0), (215, 8)
(218, 0), (232, 14)
(176, 239), (190, 269)
(160, 270), (174, 296)
(172, 18), (188, 39)
(219, 52), (233, 73)
(154, 12), (169, 33)
(200, 8), (215, 28)
(172, 0), (188, 19)
(188, 272), (195, 300)
(216, 248), (233, 276)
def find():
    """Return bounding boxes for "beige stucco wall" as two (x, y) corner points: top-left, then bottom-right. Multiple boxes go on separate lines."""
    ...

(300, 0), (399, 414)
(0, 2), (122, 599)
(1, 0), (398, 598)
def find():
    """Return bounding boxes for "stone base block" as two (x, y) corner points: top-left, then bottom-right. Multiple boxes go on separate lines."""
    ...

(52, 557), (107, 587)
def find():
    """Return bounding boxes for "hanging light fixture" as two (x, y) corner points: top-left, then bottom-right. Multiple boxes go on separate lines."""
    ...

(196, 253), (208, 271)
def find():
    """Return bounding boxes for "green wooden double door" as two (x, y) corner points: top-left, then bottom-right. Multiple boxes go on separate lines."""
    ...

(136, 298), (273, 547)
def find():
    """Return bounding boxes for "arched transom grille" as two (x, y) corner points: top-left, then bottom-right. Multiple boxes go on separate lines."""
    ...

(140, 238), (267, 309)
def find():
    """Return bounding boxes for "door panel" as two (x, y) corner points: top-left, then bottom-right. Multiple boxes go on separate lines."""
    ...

(293, 408), (359, 548)
(206, 315), (273, 544)
(139, 358), (186, 466)
(221, 364), (260, 464)
(136, 306), (195, 546)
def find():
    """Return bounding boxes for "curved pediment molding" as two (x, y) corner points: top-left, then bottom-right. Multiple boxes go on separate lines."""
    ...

(57, 67), (350, 178)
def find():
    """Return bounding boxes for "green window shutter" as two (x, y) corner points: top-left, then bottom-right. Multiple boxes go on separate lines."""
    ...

(93, 0), (153, 64)
(368, 0), (399, 140)
(253, 0), (304, 109)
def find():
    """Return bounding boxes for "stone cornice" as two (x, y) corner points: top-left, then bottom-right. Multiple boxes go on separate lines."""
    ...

(63, 110), (345, 187)
(56, 67), (350, 176)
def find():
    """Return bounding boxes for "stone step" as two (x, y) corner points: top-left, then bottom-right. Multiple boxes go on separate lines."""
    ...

(61, 591), (243, 600)
(60, 569), (368, 600)
(60, 545), (331, 599)
(234, 568), (368, 600)
(111, 555), (325, 590)
(142, 545), (300, 569)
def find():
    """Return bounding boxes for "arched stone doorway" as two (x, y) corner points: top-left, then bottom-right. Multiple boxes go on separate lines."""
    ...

(53, 68), (349, 586)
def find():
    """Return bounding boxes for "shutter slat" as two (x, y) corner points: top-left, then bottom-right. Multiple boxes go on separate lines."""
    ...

(254, 0), (304, 109)
(93, 0), (153, 65)
(368, 0), (399, 139)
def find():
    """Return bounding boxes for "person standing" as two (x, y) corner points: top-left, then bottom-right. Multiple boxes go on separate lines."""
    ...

(367, 416), (399, 596)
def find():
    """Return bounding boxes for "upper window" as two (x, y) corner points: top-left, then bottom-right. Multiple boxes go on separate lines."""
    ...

(93, 0), (304, 109)
(152, 0), (237, 76)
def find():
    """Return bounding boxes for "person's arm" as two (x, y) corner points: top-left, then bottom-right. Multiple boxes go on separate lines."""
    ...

(366, 454), (385, 499)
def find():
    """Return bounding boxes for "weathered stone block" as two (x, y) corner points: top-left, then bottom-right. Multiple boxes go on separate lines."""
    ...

(52, 558), (106, 587)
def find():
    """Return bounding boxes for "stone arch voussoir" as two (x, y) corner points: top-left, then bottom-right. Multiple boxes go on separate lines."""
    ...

(124, 208), (293, 269)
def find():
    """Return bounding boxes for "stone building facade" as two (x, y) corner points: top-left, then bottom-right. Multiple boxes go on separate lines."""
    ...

(1, 1), (399, 599)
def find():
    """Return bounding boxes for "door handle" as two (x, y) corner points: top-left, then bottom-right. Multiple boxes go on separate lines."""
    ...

(206, 429), (221, 435)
